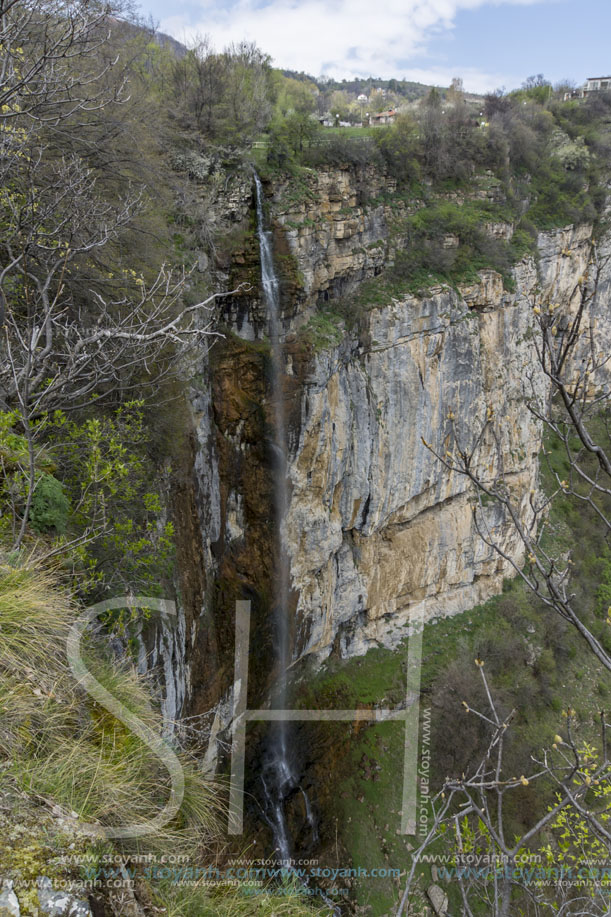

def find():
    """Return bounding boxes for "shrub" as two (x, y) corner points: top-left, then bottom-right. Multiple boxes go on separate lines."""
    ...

(304, 134), (383, 169)
(28, 474), (70, 534)
(528, 159), (598, 229)
(376, 113), (421, 183)
(510, 218), (539, 258)
(391, 200), (516, 291)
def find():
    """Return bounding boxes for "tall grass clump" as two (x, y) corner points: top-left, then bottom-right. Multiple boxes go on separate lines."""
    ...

(0, 563), (220, 854)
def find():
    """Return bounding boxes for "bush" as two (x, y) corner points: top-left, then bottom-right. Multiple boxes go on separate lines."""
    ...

(510, 218), (539, 258)
(376, 113), (421, 183)
(528, 159), (597, 229)
(392, 200), (516, 290)
(304, 134), (383, 169)
(28, 474), (70, 534)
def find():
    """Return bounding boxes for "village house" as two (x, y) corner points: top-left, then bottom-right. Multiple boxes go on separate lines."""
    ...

(584, 76), (611, 93)
(371, 109), (397, 125)
(564, 77), (611, 101)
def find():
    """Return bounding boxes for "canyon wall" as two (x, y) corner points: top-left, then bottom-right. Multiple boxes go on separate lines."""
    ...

(151, 158), (609, 729)
(285, 226), (597, 660)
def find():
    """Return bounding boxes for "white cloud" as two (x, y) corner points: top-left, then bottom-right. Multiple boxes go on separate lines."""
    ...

(159, 0), (551, 93)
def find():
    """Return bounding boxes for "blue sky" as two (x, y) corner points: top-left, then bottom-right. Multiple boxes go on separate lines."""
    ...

(139, 0), (611, 93)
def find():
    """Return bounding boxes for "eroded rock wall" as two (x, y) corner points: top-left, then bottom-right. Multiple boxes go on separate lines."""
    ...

(163, 162), (608, 733)
(285, 225), (594, 660)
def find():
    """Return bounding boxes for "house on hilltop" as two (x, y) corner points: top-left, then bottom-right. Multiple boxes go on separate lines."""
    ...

(584, 76), (611, 93)
(563, 77), (611, 101)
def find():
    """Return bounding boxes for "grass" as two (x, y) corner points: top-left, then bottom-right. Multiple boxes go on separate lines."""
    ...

(301, 311), (345, 352)
(319, 126), (383, 139)
(156, 878), (333, 916)
(0, 564), (220, 852)
(0, 564), (72, 679)
(0, 563), (327, 916)
(325, 190), (536, 318)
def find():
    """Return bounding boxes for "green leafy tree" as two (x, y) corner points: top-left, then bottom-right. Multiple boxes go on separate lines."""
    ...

(272, 73), (318, 117)
(266, 110), (321, 166)
(376, 112), (421, 182)
(327, 89), (353, 124)
(0, 402), (175, 607)
(543, 739), (611, 871)
(45, 402), (175, 599)
(170, 37), (275, 143)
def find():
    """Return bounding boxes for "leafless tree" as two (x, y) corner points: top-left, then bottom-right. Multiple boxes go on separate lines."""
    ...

(0, 146), (242, 548)
(0, 1), (243, 551)
(170, 35), (274, 143)
(0, 0), (131, 125)
(0, 148), (231, 412)
(397, 664), (611, 916)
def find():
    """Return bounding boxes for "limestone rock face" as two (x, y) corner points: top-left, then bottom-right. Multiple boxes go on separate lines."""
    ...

(427, 883), (449, 916)
(0, 881), (20, 917)
(37, 878), (92, 917)
(271, 166), (397, 314)
(283, 223), (594, 660)
(176, 162), (609, 745)
(269, 167), (518, 321)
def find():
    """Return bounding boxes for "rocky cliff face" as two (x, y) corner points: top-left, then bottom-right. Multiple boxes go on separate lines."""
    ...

(268, 165), (508, 317)
(271, 166), (394, 312)
(285, 224), (593, 660)
(157, 161), (608, 732)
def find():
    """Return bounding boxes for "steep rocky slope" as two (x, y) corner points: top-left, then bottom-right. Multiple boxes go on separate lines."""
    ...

(284, 223), (595, 659)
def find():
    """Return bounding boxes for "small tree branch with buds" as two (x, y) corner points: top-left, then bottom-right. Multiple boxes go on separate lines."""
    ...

(397, 663), (611, 917)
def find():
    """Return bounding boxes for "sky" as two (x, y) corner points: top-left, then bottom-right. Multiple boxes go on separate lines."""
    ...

(139, 0), (611, 94)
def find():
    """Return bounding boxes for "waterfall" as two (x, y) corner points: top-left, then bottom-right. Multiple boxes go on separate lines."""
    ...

(253, 171), (339, 916)
(300, 786), (320, 846)
(253, 172), (297, 861)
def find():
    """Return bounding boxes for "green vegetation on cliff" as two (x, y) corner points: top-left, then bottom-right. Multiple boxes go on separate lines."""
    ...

(259, 78), (611, 309)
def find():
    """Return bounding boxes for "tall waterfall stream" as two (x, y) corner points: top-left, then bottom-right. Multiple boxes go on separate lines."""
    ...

(254, 172), (300, 862)
(254, 173), (341, 915)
